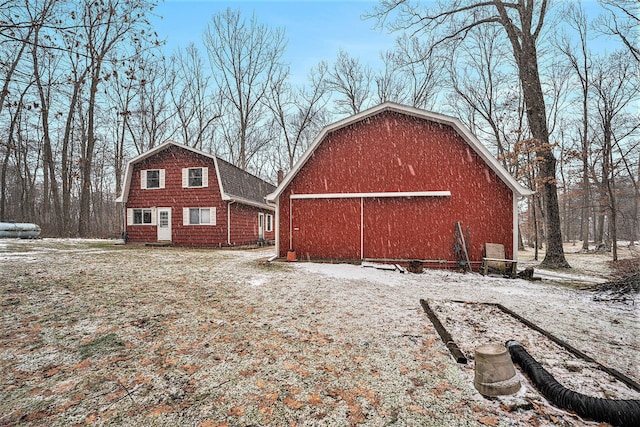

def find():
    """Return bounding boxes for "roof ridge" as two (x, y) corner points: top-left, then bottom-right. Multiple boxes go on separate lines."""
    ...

(215, 156), (276, 187)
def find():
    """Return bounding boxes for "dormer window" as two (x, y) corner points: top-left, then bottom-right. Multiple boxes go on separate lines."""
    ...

(182, 167), (208, 188)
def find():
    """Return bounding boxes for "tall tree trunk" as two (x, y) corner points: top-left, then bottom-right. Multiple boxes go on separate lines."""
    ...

(580, 70), (590, 250)
(533, 196), (539, 261)
(580, 148), (590, 249)
(518, 226), (525, 251)
(61, 60), (88, 236)
(494, 0), (569, 268)
(78, 67), (100, 237)
(593, 202), (600, 248)
(1, 83), (31, 220)
(603, 122), (618, 260)
(31, 14), (62, 234)
(516, 39), (569, 267)
(598, 149), (609, 249)
(634, 153), (640, 245)
(0, 142), (10, 220)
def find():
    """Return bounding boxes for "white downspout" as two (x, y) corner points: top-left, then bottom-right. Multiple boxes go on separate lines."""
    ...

(513, 194), (519, 263)
(360, 197), (364, 260)
(274, 197), (280, 257)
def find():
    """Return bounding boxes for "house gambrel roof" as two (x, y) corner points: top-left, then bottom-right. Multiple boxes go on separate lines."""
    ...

(267, 102), (533, 201)
(116, 141), (276, 210)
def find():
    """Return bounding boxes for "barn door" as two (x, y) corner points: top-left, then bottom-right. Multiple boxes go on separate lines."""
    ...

(292, 198), (361, 260)
(157, 208), (172, 241)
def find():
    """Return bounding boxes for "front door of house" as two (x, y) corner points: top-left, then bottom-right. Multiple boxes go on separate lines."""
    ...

(258, 213), (265, 240)
(157, 208), (171, 241)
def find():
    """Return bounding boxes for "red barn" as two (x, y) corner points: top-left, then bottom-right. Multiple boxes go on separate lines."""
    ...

(266, 103), (532, 268)
(116, 141), (275, 247)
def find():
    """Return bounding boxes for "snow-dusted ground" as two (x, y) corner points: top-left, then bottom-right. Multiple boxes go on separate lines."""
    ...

(0, 238), (638, 426)
(293, 257), (639, 387)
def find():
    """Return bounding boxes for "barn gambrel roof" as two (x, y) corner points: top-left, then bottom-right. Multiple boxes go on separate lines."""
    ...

(267, 102), (533, 201)
(116, 141), (275, 210)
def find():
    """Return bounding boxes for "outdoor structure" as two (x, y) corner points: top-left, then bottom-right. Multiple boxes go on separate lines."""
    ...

(117, 141), (275, 247)
(0, 222), (41, 239)
(266, 102), (533, 268)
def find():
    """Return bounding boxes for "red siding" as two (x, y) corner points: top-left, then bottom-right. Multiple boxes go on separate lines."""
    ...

(292, 198), (361, 260)
(229, 203), (275, 245)
(125, 145), (273, 247)
(278, 111), (514, 265)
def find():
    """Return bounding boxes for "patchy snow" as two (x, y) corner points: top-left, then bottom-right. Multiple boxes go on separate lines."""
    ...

(0, 239), (638, 426)
(525, 269), (607, 284)
(294, 255), (639, 376)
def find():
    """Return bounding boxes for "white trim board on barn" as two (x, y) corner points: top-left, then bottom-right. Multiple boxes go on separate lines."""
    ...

(289, 191), (451, 199)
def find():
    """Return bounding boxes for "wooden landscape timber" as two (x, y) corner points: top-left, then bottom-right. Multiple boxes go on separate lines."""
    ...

(420, 299), (468, 364)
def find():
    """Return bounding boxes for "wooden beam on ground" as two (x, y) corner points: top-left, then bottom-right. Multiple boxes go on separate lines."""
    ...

(420, 299), (468, 364)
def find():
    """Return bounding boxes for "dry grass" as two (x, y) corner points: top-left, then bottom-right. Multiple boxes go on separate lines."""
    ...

(1, 241), (479, 426)
(1, 239), (637, 426)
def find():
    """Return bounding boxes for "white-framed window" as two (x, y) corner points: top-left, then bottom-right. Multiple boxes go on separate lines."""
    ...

(182, 167), (208, 188)
(141, 169), (165, 189)
(183, 207), (216, 225)
(266, 214), (273, 232)
(127, 208), (157, 225)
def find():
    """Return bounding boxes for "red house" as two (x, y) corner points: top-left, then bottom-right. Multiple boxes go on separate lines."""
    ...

(266, 103), (532, 268)
(116, 141), (275, 247)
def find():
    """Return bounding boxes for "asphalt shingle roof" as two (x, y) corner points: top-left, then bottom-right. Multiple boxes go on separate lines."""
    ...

(216, 157), (276, 206)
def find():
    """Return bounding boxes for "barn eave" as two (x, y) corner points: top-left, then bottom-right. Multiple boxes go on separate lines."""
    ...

(266, 102), (533, 202)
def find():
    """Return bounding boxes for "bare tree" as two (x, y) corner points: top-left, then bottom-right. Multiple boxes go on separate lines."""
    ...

(76, 0), (157, 237)
(168, 44), (220, 150)
(374, 50), (405, 105)
(613, 134), (640, 246)
(447, 24), (520, 171)
(591, 50), (640, 260)
(595, 0), (639, 62)
(0, 1), (35, 120)
(122, 52), (175, 155)
(105, 61), (134, 210)
(204, 9), (287, 170)
(29, 0), (62, 234)
(373, 38), (444, 109)
(369, 0), (570, 268)
(58, 29), (91, 236)
(556, 3), (593, 250)
(267, 61), (330, 169)
(327, 49), (373, 115)
(394, 34), (443, 109)
(1, 80), (34, 221)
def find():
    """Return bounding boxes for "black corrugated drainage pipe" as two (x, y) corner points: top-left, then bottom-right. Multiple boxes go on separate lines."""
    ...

(505, 340), (640, 427)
